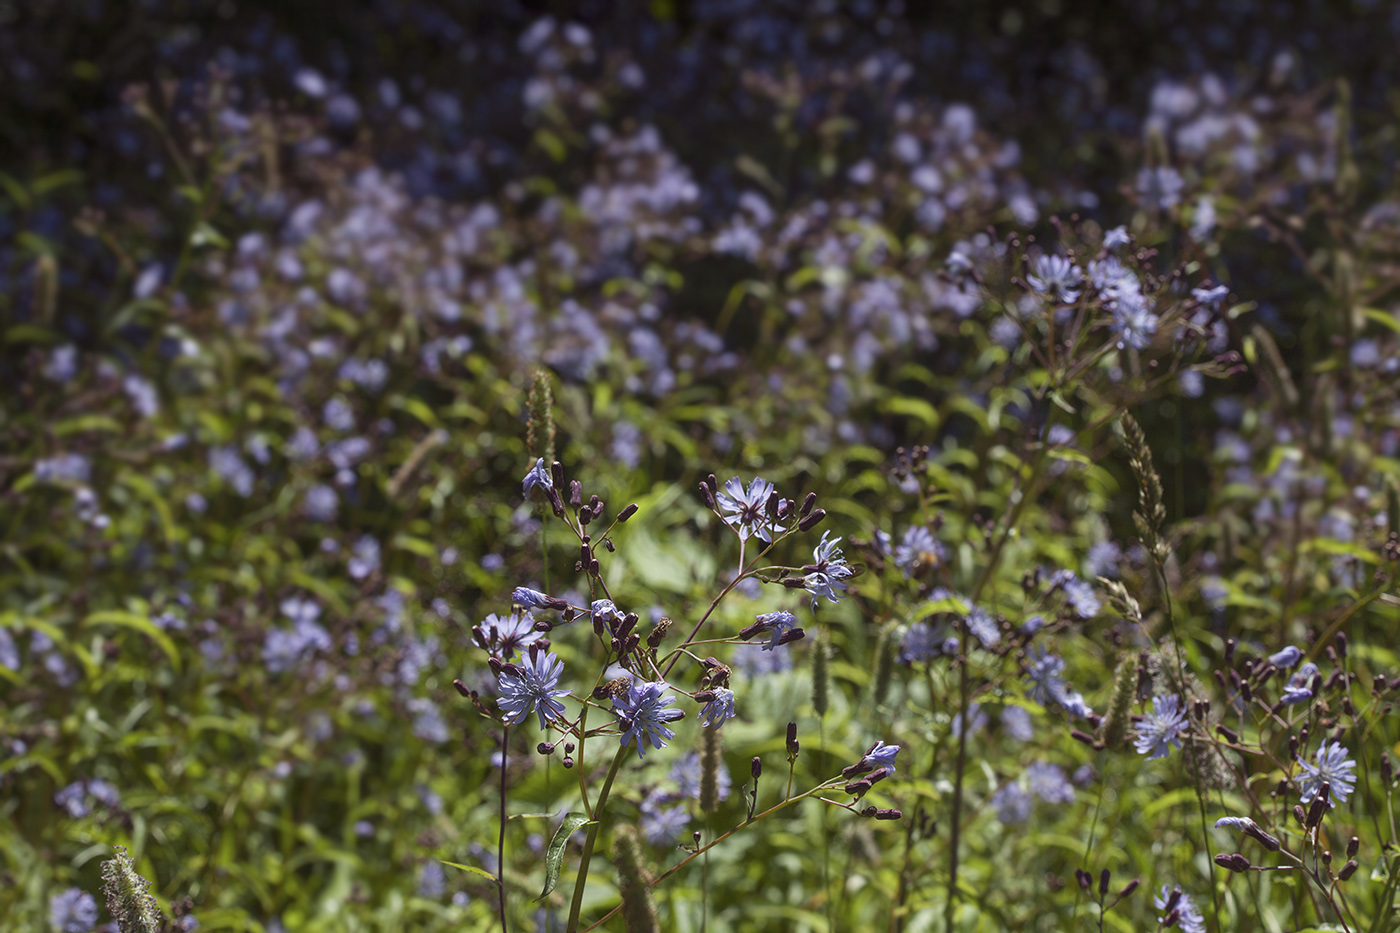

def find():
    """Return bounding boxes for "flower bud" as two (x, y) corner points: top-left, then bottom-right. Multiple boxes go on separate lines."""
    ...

(579, 505), (593, 525)
(562, 756), (574, 769)
(874, 808), (901, 820)
(569, 480), (582, 508)
(800, 492), (817, 518)
(751, 756), (762, 780)
(618, 502), (639, 522)
(1075, 869), (1091, 890)
(551, 460), (565, 489)
(1339, 859), (1359, 881)
(538, 742), (555, 755)
(786, 722), (799, 757)
(798, 509), (827, 531)
(1215, 853), (1251, 872)
(1294, 805), (1307, 825)
(845, 779), (874, 797)
(1118, 879), (1140, 899)
(1099, 869), (1111, 896)
(1348, 836), (1360, 857)
(453, 679), (471, 698)
(777, 628), (807, 646)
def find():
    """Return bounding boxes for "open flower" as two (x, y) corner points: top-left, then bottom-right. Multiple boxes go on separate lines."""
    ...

(802, 531), (854, 611)
(521, 457), (553, 497)
(613, 680), (686, 757)
(715, 476), (780, 543)
(1134, 694), (1188, 760)
(497, 651), (570, 729)
(1297, 741), (1357, 806)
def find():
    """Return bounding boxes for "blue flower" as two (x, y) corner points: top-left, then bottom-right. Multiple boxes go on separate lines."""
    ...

(522, 458), (553, 497)
(991, 782), (1032, 824)
(893, 525), (944, 577)
(802, 531), (854, 611)
(964, 606), (1000, 647)
(474, 611), (542, 659)
(747, 610), (798, 650)
(1025, 762), (1075, 803)
(1268, 645), (1302, 668)
(512, 587), (562, 611)
(590, 599), (624, 628)
(1062, 579), (1101, 619)
(860, 741), (900, 774)
(497, 652), (570, 730)
(1103, 226), (1130, 251)
(1281, 662), (1319, 705)
(613, 681), (686, 758)
(669, 751), (732, 802)
(715, 476), (781, 543)
(1110, 290), (1159, 350)
(49, 888), (98, 933)
(1192, 283), (1229, 308)
(1154, 885), (1206, 933)
(1001, 706), (1034, 742)
(639, 798), (691, 847)
(1024, 646), (1067, 707)
(1027, 254), (1083, 304)
(698, 687), (736, 727)
(1297, 741), (1357, 806)
(1134, 694), (1189, 760)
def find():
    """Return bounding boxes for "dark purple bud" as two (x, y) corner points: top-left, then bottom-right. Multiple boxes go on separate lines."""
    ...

(1118, 879), (1140, 899)
(618, 502), (639, 522)
(776, 498), (790, 519)
(1336, 632), (1348, 658)
(537, 742), (555, 755)
(865, 767), (890, 786)
(1099, 869), (1111, 896)
(797, 509), (827, 532)
(786, 721), (798, 756)
(1215, 853), (1251, 872)
(800, 492), (817, 518)
(562, 756), (574, 769)
(739, 622), (766, 640)
(1075, 869), (1091, 890)
(1348, 836), (1360, 857)
(589, 559), (600, 575)
(751, 756), (762, 780)
(842, 761), (874, 779)
(694, 690), (717, 703)
(1339, 859), (1359, 880)
(765, 490), (781, 519)
(453, 679), (471, 698)
(569, 480), (582, 507)
(579, 505), (593, 525)
(624, 633), (640, 654)
(708, 475), (718, 497)
(488, 657), (505, 677)
(860, 806), (878, 818)
(1294, 805), (1307, 825)
(874, 808), (901, 821)
(1216, 724), (1239, 742)
(533, 619), (553, 633)
(777, 628), (806, 646)
(547, 487), (565, 517)
(700, 481), (716, 509)
(551, 460), (565, 489)
(1224, 638), (1236, 665)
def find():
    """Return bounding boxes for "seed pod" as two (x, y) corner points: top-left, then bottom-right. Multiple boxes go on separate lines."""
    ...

(647, 618), (672, 648)
(613, 825), (660, 933)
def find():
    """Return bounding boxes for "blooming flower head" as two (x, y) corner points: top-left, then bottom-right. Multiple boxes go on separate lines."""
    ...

(522, 458), (553, 498)
(698, 686), (736, 727)
(803, 531), (854, 611)
(1268, 645), (1302, 668)
(639, 798), (691, 847)
(1103, 226), (1131, 251)
(49, 887), (98, 933)
(613, 680), (686, 758)
(1025, 762), (1075, 803)
(746, 610), (798, 650)
(714, 476), (780, 543)
(1154, 884), (1206, 933)
(497, 651), (570, 730)
(893, 525), (945, 577)
(474, 611), (542, 659)
(669, 750), (732, 802)
(860, 741), (900, 774)
(1297, 740), (1357, 806)
(1135, 694), (1189, 760)
(991, 782), (1032, 824)
(1024, 646), (1067, 707)
(1281, 662), (1319, 706)
(1110, 290), (1159, 350)
(1027, 254), (1083, 304)
(590, 599), (624, 628)
(964, 606), (1000, 647)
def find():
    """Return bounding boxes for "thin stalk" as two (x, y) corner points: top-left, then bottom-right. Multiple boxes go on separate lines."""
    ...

(499, 726), (510, 933)
(565, 744), (630, 933)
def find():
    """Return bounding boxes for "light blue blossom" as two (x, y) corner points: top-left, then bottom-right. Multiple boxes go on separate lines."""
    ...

(497, 652), (570, 730)
(522, 458), (553, 498)
(1025, 762), (1075, 803)
(1027, 254), (1083, 304)
(512, 587), (560, 611)
(698, 687), (736, 727)
(1110, 290), (1159, 350)
(714, 476), (780, 543)
(49, 888), (98, 933)
(613, 681), (685, 758)
(639, 798), (691, 847)
(669, 750), (732, 802)
(1297, 741), (1357, 806)
(964, 606), (1000, 647)
(802, 531), (854, 610)
(1154, 884), (1206, 933)
(1001, 706), (1034, 742)
(475, 611), (542, 659)
(860, 741), (900, 774)
(992, 782), (1032, 824)
(1134, 694), (1189, 760)
(748, 610), (797, 650)
(893, 525), (945, 577)
(1024, 646), (1068, 707)
(1268, 645), (1302, 668)
(1103, 226), (1130, 251)
(1281, 662), (1319, 705)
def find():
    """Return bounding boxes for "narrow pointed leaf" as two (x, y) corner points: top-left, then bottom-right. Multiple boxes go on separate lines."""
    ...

(538, 812), (594, 900)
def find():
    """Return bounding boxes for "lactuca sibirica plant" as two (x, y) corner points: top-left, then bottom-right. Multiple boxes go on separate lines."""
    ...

(455, 453), (901, 931)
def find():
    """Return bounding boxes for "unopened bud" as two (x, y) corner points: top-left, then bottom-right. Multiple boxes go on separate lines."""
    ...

(874, 808), (901, 820)
(1216, 724), (1239, 742)
(786, 722), (799, 756)
(1339, 859), (1359, 880)
(579, 505), (593, 525)
(538, 742), (555, 755)
(1118, 879), (1140, 899)
(1348, 836), (1360, 857)
(1215, 853), (1251, 872)
(1294, 805), (1307, 825)
(777, 627), (806, 646)
(1224, 638), (1236, 665)
(751, 757), (762, 780)
(797, 509), (827, 531)
(551, 460), (564, 488)
(800, 492), (817, 518)
(618, 502), (639, 522)
(562, 756), (574, 769)
(1075, 868), (1092, 890)
(569, 480), (582, 507)
(1099, 869), (1111, 896)
(453, 679), (471, 698)
(845, 779), (874, 797)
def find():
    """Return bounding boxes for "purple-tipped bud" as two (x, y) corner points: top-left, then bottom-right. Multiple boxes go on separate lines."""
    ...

(800, 492), (817, 518)
(845, 778), (874, 797)
(1118, 879), (1140, 899)
(547, 486), (565, 517)
(488, 657), (505, 677)
(618, 503), (639, 522)
(1348, 836), (1360, 857)
(588, 558), (600, 575)
(700, 481), (716, 509)
(798, 509), (827, 532)
(1294, 805), (1307, 825)
(1224, 637), (1236, 665)
(551, 460), (565, 489)
(860, 806), (878, 818)
(579, 505), (593, 525)
(534, 619), (553, 633)
(694, 690), (717, 703)
(777, 628), (807, 646)
(1306, 784), (1330, 828)
(1215, 853), (1251, 872)
(865, 767), (890, 786)
(453, 679), (471, 698)
(765, 490), (781, 520)
(562, 756), (574, 769)
(1075, 869), (1091, 890)
(842, 761), (874, 779)
(874, 808), (901, 820)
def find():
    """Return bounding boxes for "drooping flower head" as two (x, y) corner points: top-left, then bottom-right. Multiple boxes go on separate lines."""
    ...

(522, 458), (553, 498)
(1154, 884), (1206, 933)
(1280, 662), (1319, 706)
(512, 586), (566, 612)
(697, 686), (736, 728)
(1134, 694), (1189, 760)
(745, 610), (798, 651)
(714, 476), (781, 543)
(1268, 645), (1302, 668)
(613, 680), (686, 758)
(1297, 741), (1357, 806)
(497, 651), (570, 730)
(860, 741), (900, 774)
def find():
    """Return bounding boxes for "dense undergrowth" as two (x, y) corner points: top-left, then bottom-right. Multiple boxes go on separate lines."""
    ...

(3, 2), (1400, 931)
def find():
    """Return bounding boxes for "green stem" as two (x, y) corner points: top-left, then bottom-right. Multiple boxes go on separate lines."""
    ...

(565, 744), (630, 933)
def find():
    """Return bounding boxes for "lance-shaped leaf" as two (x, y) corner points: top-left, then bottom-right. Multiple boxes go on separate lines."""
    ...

(538, 812), (594, 900)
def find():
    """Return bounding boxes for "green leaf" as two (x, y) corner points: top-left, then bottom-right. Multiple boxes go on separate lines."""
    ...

(82, 610), (182, 674)
(440, 860), (499, 885)
(537, 813), (593, 900)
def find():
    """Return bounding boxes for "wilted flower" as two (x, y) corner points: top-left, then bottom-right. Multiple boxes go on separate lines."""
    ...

(521, 458), (553, 498)
(697, 687), (736, 727)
